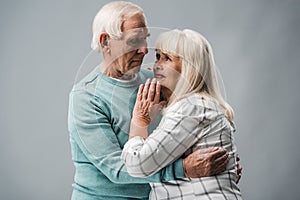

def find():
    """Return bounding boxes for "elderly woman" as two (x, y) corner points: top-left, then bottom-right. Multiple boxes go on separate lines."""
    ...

(121, 29), (243, 199)
(68, 1), (234, 200)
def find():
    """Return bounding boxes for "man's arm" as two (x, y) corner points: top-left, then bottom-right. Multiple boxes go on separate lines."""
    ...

(68, 90), (185, 184)
(183, 148), (229, 178)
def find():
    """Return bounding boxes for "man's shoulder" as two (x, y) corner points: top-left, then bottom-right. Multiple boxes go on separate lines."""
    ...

(72, 68), (99, 90)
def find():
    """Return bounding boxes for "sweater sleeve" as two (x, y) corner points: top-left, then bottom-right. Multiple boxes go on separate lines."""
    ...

(121, 98), (213, 178)
(68, 90), (184, 184)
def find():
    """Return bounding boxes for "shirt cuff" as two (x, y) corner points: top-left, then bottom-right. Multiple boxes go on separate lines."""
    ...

(174, 158), (185, 179)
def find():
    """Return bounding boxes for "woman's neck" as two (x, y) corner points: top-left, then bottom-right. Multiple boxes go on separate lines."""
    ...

(161, 87), (172, 101)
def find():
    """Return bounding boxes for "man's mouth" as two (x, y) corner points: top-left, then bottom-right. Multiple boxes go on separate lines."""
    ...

(131, 59), (142, 63)
(130, 59), (143, 67)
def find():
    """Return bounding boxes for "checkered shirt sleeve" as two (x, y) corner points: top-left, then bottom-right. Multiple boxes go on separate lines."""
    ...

(121, 95), (221, 177)
(121, 94), (242, 199)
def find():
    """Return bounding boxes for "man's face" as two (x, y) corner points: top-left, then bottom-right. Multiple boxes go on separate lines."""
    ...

(109, 14), (149, 75)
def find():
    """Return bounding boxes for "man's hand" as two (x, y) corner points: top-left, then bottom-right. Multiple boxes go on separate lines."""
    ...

(183, 147), (229, 178)
(236, 154), (243, 184)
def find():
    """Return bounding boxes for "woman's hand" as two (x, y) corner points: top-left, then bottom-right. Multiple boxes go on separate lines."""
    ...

(132, 78), (161, 127)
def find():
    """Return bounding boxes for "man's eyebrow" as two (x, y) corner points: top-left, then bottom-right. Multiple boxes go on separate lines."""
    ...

(129, 29), (150, 37)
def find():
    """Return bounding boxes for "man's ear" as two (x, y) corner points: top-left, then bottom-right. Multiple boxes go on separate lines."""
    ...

(99, 33), (110, 49)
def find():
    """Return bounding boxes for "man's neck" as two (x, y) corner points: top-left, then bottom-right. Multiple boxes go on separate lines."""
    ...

(120, 73), (137, 80)
(99, 62), (138, 81)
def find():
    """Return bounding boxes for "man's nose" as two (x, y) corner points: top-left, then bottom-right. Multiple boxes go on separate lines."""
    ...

(137, 40), (148, 55)
(137, 46), (148, 55)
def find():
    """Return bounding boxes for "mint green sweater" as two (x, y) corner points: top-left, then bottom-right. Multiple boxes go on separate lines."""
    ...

(68, 67), (184, 199)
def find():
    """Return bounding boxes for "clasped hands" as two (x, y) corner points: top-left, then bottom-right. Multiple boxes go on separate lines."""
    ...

(132, 78), (165, 127)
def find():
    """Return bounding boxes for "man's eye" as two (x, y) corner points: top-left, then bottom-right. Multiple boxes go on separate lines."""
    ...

(128, 39), (138, 45)
(128, 38), (145, 47)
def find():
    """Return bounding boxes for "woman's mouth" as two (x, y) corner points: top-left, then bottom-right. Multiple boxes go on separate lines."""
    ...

(154, 74), (165, 79)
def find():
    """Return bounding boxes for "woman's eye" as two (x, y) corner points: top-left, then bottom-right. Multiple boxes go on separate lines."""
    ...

(155, 53), (160, 60)
(165, 56), (171, 61)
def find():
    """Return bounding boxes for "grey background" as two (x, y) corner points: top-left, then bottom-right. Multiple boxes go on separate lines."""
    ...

(0, 0), (299, 199)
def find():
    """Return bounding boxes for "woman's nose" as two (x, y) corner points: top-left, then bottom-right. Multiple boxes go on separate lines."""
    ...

(153, 63), (163, 71)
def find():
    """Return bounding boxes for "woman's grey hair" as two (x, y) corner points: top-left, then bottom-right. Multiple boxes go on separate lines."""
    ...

(91, 1), (146, 51)
(155, 29), (235, 122)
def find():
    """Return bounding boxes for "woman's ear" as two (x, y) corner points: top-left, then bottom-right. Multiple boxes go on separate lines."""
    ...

(99, 33), (110, 51)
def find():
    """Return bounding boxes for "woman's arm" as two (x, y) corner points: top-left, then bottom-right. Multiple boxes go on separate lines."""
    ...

(122, 78), (218, 177)
(122, 97), (209, 177)
(129, 78), (163, 140)
(122, 79), (230, 178)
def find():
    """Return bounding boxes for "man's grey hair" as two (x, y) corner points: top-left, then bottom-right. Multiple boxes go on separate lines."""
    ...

(91, 1), (146, 51)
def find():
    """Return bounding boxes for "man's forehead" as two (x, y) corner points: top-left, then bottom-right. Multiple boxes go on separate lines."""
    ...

(123, 27), (150, 38)
(122, 14), (147, 31)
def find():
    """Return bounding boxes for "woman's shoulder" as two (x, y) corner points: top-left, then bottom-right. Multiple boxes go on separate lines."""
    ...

(168, 93), (223, 114)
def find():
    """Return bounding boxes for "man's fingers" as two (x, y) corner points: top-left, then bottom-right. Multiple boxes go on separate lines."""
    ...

(216, 153), (229, 171)
(236, 162), (243, 183)
(214, 161), (227, 175)
(214, 151), (229, 166)
(237, 161), (243, 172)
(198, 147), (219, 155)
(236, 154), (240, 162)
(206, 151), (229, 176)
(236, 154), (242, 183)
(210, 148), (227, 160)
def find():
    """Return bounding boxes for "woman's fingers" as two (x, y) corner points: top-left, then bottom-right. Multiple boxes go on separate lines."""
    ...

(134, 79), (161, 126)
(143, 79), (151, 99)
(153, 80), (161, 104)
(137, 84), (144, 101)
(147, 78), (157, 101)
(142, 78), (159, 102)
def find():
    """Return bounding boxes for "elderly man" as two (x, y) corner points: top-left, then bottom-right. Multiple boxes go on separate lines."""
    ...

(68, 1), (235, 199)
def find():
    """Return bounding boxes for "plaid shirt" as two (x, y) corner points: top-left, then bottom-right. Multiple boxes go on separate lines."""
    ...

(121, 94), (242, 199)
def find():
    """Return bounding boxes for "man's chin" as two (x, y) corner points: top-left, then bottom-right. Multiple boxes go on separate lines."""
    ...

(128, 66), (141, 74)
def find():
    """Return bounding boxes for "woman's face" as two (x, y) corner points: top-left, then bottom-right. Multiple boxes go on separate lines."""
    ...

(153, 49), (182, 92)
